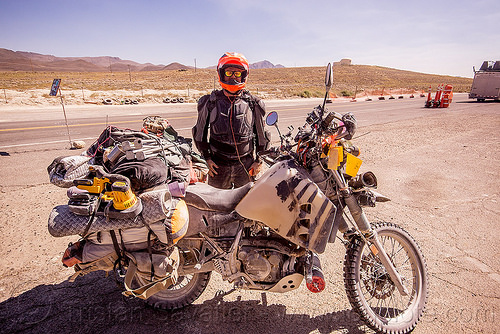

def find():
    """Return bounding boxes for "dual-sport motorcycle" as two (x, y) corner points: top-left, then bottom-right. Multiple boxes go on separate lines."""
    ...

(51, 63), (428, 334)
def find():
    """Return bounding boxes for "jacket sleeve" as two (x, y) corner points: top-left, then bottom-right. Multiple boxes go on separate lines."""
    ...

(192, 95), (211, 159)
(252, 96), (270, 155)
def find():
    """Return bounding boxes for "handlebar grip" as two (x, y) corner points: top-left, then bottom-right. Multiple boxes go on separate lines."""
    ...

(321, 112), (335, 130)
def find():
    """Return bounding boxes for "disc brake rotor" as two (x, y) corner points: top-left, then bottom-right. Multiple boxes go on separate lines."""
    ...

(360, 254), (395, 299)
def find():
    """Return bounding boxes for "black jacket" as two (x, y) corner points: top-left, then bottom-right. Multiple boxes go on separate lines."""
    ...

(192, 90), (269, 161)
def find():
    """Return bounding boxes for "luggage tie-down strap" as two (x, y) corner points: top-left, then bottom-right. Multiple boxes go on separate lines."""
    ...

(122, 248), (179, 300)
(110, 230), (126, 276)
(69, 252), (118, 282)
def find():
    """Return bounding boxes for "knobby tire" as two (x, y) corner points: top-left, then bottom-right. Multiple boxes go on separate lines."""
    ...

(343, 222), (428, 334)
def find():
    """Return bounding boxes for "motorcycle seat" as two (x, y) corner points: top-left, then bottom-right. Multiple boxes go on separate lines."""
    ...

(185, 182), (253, 212)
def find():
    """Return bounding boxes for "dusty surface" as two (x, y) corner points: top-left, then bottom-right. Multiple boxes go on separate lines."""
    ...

(0, 99), (499, 334)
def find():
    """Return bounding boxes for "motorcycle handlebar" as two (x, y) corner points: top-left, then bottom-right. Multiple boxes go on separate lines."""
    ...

(317, 111), (356, 140)
(269, 109), (357, 155)
(321, 112), (336, 131)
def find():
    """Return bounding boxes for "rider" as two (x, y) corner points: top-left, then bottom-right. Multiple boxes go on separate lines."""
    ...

(192, 52), (269, 189)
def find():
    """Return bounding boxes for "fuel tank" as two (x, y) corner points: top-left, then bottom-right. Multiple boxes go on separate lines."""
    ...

(236, 159), (338, 253)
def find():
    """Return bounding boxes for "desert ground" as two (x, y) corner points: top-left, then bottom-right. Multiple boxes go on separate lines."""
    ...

(0, 65), (473, 106)
(0, 93), (498, 334)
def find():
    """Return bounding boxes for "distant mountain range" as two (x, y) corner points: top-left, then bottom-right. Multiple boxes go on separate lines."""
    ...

(0, 48), (284, 72)
(250, 60), (285, 69)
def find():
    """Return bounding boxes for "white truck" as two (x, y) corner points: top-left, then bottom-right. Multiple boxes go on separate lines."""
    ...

(469, 61), (500, 101)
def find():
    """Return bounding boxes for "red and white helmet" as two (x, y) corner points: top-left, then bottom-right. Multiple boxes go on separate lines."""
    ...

(217, 52), (249, 93)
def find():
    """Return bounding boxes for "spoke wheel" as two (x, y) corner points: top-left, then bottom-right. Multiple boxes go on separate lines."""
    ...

(344, 222), (428, 333)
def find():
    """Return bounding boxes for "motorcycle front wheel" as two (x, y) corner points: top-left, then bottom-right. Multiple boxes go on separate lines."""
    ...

(343, 222), (428, 334)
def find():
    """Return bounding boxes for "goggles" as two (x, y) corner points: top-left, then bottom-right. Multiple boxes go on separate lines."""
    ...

(224, 70), (242, 78)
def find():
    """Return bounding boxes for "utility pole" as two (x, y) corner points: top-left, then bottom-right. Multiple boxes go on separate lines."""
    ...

(194, 58), (197, 73)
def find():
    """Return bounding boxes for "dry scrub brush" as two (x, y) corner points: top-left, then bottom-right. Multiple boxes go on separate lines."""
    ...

(0, 66), (472, 99)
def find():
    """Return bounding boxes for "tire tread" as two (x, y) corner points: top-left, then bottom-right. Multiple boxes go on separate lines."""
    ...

(343, 222), (428, 334)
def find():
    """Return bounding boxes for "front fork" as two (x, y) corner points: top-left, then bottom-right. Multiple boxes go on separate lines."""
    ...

(332, 170), (409, 296)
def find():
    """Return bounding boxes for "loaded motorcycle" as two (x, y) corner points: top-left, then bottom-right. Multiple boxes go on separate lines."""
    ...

(49, 63), (427, 334)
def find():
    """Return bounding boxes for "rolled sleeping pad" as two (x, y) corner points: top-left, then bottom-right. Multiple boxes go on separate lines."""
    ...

(48, 188), (173, 237)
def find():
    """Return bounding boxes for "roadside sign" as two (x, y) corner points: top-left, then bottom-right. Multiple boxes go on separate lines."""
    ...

(50, 79), (61, 96)
(49, 78), (73, 148)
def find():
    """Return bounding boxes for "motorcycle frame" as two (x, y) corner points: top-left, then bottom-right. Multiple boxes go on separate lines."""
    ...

(177, 221), (306, 292)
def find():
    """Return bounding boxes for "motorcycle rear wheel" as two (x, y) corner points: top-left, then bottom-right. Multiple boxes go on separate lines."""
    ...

(343, 222), (428, 334)
(135, 271), (211, 311)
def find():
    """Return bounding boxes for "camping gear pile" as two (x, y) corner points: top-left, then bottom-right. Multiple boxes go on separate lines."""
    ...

(47, 116), (208, 296)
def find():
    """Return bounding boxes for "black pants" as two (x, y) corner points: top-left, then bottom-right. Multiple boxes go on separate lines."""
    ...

(208, 154), (255, 189)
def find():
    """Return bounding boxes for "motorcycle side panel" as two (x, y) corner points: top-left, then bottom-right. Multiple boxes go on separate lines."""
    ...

(236, 160), (337, 254)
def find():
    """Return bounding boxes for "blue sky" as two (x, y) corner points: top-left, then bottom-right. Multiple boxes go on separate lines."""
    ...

(1, 0), (499, 78)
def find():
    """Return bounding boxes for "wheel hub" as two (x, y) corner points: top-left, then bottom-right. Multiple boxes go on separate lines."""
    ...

(360, 255), (396, 299)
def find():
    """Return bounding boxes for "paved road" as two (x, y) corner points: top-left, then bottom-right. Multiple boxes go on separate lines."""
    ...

(0, 94), (471, 151)
(0, 92), (479, 189)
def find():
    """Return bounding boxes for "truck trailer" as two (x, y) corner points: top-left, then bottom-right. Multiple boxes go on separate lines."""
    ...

(469, 61), (500, 101)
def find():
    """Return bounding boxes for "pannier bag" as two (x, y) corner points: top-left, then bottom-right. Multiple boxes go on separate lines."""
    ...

(122, 248), (180, 300)
(79, 195), (189, 263)
(48, 118), (199, 292)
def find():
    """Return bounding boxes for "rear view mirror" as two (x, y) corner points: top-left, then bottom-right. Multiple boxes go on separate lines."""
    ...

(325, 63), (333, 92)
(321, 63), (333, 110)
(266, 111), (278, 126)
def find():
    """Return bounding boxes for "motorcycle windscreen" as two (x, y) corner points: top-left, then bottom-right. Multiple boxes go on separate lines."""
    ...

(236, 160), (337, 254)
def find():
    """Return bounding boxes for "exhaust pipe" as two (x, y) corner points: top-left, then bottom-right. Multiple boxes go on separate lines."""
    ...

(306, 253), (325, 293)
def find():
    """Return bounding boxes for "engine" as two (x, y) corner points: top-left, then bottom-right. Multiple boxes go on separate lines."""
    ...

(238, 247), (286, 282)
(209, 227), (305, 287)
(235, 235), (303, 283)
